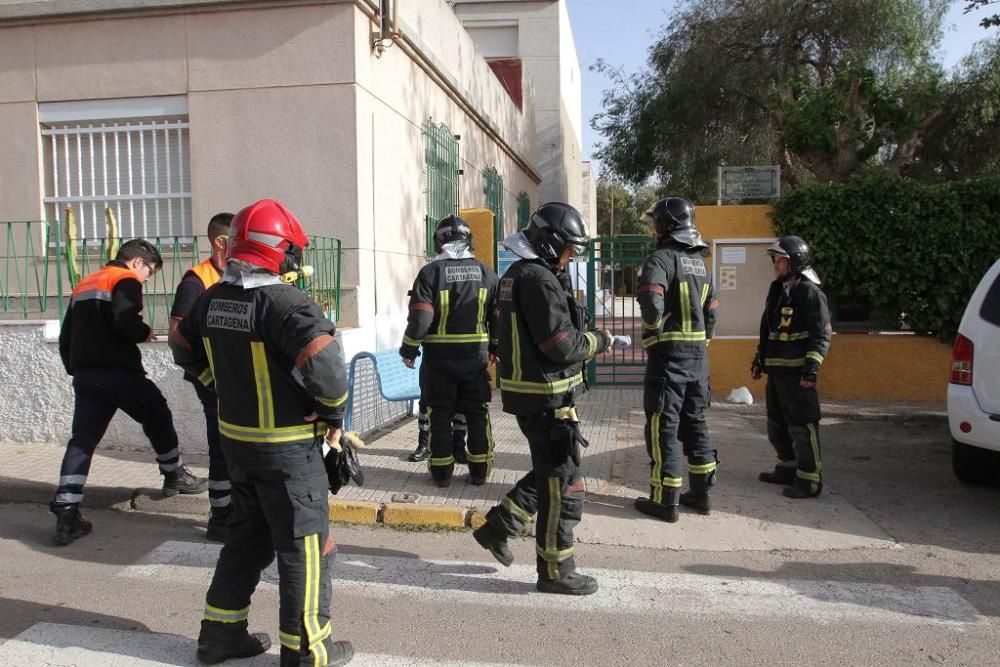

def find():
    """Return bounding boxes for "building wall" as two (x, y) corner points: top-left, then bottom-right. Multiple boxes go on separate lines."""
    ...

(580, 160), (597, 228)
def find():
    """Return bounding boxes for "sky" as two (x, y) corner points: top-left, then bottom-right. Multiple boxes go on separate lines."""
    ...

(566, 0), (995, 175)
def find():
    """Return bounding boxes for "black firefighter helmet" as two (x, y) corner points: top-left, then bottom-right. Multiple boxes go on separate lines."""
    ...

(433, 214), (473, 253)
(643, 196), (707, 249)
(522, 201), (590, 263)
(766, 235), (821, 284)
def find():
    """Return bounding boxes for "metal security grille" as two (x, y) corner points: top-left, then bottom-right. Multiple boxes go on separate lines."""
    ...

(41, 118), (192, 241)
(517, 191), (531, 229)
(484, 166), (504, 242)
(586, 235), (655, 385)
(424, 119), (459, 255)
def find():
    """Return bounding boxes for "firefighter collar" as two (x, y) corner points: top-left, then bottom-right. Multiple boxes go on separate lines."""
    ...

(434, 242), (475, 261)
(220, 262), (283, 288)
(503, 231), (539, 260)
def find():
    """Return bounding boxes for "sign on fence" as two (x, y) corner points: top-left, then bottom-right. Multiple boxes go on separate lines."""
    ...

(718, 165), (781, 203)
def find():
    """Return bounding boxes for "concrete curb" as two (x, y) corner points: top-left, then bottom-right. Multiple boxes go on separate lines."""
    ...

(0, 478), (488, 530)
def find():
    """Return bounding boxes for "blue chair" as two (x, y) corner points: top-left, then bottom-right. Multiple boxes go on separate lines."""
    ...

(343, 350), (422, 434)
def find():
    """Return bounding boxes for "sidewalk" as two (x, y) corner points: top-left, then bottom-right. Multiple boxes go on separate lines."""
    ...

(0, 388), (945, 552)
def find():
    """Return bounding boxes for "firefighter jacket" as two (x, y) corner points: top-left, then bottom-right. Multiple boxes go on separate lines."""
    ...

(171, 275), (349, 442)
(497, 258), (611, 415)
(59, 261), (150, 375)
(399, 257), (499, 366)
(637, 242), (718, 360)
(755, 276), (832, 380)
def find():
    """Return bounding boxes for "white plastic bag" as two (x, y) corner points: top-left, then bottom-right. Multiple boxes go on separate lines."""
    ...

(727, 386), (754, 405)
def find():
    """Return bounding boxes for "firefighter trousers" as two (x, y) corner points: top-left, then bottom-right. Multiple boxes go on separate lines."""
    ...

(485, 410), (585, 581)
(643, 353), (717, 506)
(187, 377), (231, 511)
(416, 400), (467, 450)
(766, 373), (823, 492)
(53, 368), (183, 508)
(420, 360), (494, 481)
(203, 438), (335, 665)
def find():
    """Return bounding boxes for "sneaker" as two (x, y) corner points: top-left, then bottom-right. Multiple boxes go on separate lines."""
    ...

(472, 524), (513, 567)
(679, 491), (711, 515)
(53, 505), (93, 546)
(536, 571), (598, 596)
(197, 631), (270, 664)
(163, 466), (209, 497)
(634, 497), (679, 523)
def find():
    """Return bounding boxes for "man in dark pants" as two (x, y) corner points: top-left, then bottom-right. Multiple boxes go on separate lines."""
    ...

(52, 239), (207, 546)
(172, 199), (353, 666)
(751, 235), (831, 499)
(407, 402), (467, 464)
(399, 215), (499, 487)
(170, 212), (234, 542)
(473, 202), (628, 596)
(635, 197), (719, 523)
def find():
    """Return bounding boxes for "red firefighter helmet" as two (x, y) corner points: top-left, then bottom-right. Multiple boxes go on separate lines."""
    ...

(229, 199), (309, 273)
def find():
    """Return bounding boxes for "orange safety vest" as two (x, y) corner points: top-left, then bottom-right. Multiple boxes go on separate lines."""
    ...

(70, 265), (140, 304)
(187, 258), (223, 290)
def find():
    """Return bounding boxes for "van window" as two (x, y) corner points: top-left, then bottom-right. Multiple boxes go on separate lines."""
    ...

(980, 273), (1000, 326)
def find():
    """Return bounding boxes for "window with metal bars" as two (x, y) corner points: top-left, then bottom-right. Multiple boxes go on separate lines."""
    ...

(517, 191), (531, 229)
(41, 115), (192, 242)
(483, 166), (503, 246)
(424, 119), (459, 255)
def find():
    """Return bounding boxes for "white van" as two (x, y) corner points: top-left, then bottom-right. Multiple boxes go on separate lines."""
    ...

(948, 259), (1000, 483)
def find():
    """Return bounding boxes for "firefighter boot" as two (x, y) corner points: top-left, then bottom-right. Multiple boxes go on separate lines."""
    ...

(783, 479), (823, 499)
(408, 425), (430, 462)
(472, 522), (513, 567)
(280, 639), (354, 667)
(634, 497), (679, 523)
(407, 442), (430, 463)
(196, 620), (270, 664)
(163, 465), (209, 497)
(758, 464), (796, 485)
(679, 473), (712, 515)
(429, 462), (454, 488)
(536, 572), (599, 596)
(52, 504), (93, 546)
(205, 505), (232, 543)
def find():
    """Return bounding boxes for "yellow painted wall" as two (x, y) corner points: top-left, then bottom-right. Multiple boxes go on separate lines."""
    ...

(694, 205), (951, 402)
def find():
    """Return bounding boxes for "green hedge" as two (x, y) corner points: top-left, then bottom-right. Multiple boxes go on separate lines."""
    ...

(771, 172), (1000, 340)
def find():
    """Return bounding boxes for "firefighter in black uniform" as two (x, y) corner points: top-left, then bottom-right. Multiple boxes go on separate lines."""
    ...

(399, 215), (499, 487)
(169, 212), (234, 542)
(171, 199), (353, 666)
(751, 235), (831, 499)
(52, 239), (207, 546)
(472, 202), (628, 596)
(408, 404), (466, 462)
(635, 197), (719, 523)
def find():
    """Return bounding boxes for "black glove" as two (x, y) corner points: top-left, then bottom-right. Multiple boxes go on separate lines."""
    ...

(323, 434), (365, 495)
(551, 408), (589, 466)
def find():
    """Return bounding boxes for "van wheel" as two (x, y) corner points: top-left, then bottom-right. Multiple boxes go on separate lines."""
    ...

(952, 439), (1000, 484)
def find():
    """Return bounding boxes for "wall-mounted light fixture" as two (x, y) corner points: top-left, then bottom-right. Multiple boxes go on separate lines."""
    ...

(372, 0), (399, 57)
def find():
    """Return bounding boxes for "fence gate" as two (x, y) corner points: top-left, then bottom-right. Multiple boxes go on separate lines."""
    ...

(585, 235), (654, 385)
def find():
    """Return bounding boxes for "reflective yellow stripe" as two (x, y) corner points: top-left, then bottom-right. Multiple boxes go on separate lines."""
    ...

(197, 367), (214, 387)
(423, 333), (489, 343)
(279, 630), (300, 651)
(808, 423), (822, 477)
(476, 287), (487, 334)
(316, 392), (348, 408)
(679, 282), (692, 332)
(501, 495), (533, 523)
(250, 341), (274, 429)
(650, 413), (662, 504)
(203, 603), (250, 623)
(765, 357), (806, 367)
(643, 331), (707, 348)
(545, 476), (561, 579)
(796, 469), (822, 482)
(660, 476), (683, 488)
(535, 543), (574, 562)
(805, 351), (825, 364)
(769, 332), (810, 341)
(203, 337), (216, 381)
(437, 290), (450, 336)
(484, 406), (495, 475)
(642, 320), (660, 331)
(688, 462), (717, 474)
(402, 335), (422, 346)
(428, 455), (455, 467)
(701, 283), (710, 306)
(511, 312), (522, 382)
(499, 373), (584, 396)
(584, 331), (598, 358)
(303, 534), (327, 667)
(218, 420), (318, 443)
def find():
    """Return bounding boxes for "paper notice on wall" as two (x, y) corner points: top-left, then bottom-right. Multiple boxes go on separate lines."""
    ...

(720, 265), (738, 290)
(721, 246), (747, 264)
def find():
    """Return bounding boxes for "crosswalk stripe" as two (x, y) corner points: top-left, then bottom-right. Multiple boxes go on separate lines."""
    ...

(0, 623), (529, 666)
(121, 541), (985, 627)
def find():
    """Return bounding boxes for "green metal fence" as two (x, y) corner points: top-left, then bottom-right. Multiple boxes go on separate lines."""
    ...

(0, 219), (342, 329)
(585, 235), (655, 385)
(424, 118), (460, 256)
